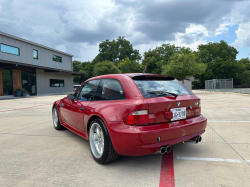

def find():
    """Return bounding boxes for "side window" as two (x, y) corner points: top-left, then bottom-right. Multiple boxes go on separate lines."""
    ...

(95, 79), (126, 101)
(74, 86), (82, 99)
(75, 79), (100, 101)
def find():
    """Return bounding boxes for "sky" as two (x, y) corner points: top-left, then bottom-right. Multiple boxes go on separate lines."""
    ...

(0, 0), (250, 61)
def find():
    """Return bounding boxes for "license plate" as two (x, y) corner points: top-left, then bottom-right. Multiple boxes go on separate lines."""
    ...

(171, 107), (186, 121)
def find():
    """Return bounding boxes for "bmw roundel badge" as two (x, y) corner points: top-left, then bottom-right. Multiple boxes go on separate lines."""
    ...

(177, 102), (181, 107)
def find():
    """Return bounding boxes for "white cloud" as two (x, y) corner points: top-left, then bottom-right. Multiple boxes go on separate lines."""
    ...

(230, 1), (250, 49)
(56, 45), (67, 52)
(215, 18), (234, 36)
(186, 24), (208, 36)
(232, 22), (250, 49)
(0, 0), (249, 61)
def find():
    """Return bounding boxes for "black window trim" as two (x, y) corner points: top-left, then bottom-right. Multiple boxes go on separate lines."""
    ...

(50, 79), (65, 87)
(0, 43), (20, 56)
(93, 78), (127, 102)
(74, 79), (101, 101)
(74, 78), (127, 102)
(52, 54), (62, 63)
(33, 49), (38, 60)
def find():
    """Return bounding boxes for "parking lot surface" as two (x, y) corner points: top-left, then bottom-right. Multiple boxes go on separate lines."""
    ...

(0, 92), (250, 187)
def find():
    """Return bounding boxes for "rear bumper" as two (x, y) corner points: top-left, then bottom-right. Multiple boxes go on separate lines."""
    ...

(106, 115), (207, 156)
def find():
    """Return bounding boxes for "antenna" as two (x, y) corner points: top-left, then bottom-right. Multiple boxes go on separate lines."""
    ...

(142, 66), (147, 74)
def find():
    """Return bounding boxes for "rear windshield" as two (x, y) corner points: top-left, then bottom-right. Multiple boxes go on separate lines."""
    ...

(133, 79), (193, 98)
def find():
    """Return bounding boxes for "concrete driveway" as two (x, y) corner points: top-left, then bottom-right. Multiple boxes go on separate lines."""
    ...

(0, 92), (249, 187)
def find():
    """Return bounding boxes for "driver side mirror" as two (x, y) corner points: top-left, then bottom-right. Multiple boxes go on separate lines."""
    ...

(67, 94), (74, 100)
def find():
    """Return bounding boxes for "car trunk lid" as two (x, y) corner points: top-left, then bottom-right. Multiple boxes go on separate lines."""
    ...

(145, 95), (200, 123)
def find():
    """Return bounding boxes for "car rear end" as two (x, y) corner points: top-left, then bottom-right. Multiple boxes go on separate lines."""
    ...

(108, 74), (207, 156)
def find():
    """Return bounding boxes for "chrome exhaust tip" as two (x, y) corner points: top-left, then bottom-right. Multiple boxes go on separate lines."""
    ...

(195, 136), (199, 144)
(198, 136), (202, 142)
(183, 136), (200, 144)
(157, 146), (166, 154)
(165, 145), (172, 153)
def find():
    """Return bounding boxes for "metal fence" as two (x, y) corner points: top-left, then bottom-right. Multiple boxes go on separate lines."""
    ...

(205, 78), (233, 92)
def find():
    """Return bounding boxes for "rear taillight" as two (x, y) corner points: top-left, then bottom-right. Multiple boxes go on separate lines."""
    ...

(125, 110), (156, 126)
(194, 103), (201, 116)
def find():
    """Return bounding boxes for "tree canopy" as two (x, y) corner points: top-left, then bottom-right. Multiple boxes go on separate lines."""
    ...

(93, 61), (121, 76)
(162, 53), (207, 83)
(142, 44), (192, 74)
(193, 40), (240, 86)
(97, 36), (141, 63)
(73, 38), (249, 87)
(118, 57), (143, 73)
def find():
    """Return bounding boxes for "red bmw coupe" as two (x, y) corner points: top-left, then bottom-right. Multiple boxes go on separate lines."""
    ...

(52, 73), (207, 164)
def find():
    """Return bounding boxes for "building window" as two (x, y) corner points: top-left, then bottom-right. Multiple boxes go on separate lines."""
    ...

(0, 44), (19, 55)
(52, 55), (62, 62)
(50, 79), (64, 87)
(33, 49), (38, 59)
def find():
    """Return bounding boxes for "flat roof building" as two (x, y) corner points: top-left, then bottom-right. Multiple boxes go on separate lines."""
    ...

(0, 31), (82, 97)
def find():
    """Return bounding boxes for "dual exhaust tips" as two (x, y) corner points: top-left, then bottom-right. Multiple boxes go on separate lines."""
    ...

(157, 145), (172, 154)
(157, 136), (202, 154)
(183, 136), (202, 144)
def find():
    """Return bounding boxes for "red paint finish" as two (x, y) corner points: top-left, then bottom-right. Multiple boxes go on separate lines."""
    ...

(105, 116), (206, 156)
(159, 149), (175, 187)
(53, 73), (207, 156)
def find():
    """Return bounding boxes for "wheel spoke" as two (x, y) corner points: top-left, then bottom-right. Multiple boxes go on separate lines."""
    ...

(98, 143), (102, 153)
(100, 145), (103, 154)
(94, 133), (98, 141)
(90, 123), (105, 159)
(95, 143), (100, 154)
(96, 127), (100, 136)
(53, 109), (58, 127)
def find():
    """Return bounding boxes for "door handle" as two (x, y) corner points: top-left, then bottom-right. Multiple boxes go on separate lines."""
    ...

(79, 107), (84, 111)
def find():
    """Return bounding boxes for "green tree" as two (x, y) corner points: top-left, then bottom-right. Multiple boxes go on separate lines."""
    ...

(238, 58), (250, 85)
(141, 56), (162, 74)
(142, 44), (192, 74)
(194, 40), (239, 86)
(97, 36), (141, 63)
(162, 53), (207, 83)
(93, 61), (121, 76)
(73, 60), (94, 83)
(73, 60), (84, 83)
(118, 57), (143, 73)
(81, 61), (94, 81)
(73, 60), (82, 72)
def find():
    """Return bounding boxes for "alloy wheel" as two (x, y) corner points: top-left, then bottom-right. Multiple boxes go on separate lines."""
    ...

(89, 123), (104, 158)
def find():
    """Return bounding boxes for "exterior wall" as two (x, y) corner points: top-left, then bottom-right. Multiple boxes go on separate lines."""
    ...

(0, 34), (72, 71)
(36, 69), (73, 94)
(0, 68), (3, 96)
(12, 69), (22, 94)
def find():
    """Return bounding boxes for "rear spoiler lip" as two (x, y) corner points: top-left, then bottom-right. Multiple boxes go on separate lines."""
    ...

(128, 74), (175, 80)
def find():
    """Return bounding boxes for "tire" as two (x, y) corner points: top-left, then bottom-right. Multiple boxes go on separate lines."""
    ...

(89, 118), (120, 164)
(52, 106), (65, 130)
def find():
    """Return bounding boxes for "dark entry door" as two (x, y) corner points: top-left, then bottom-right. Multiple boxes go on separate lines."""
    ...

(2, 69), (13, 95)
(21, 71), (37, 95)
